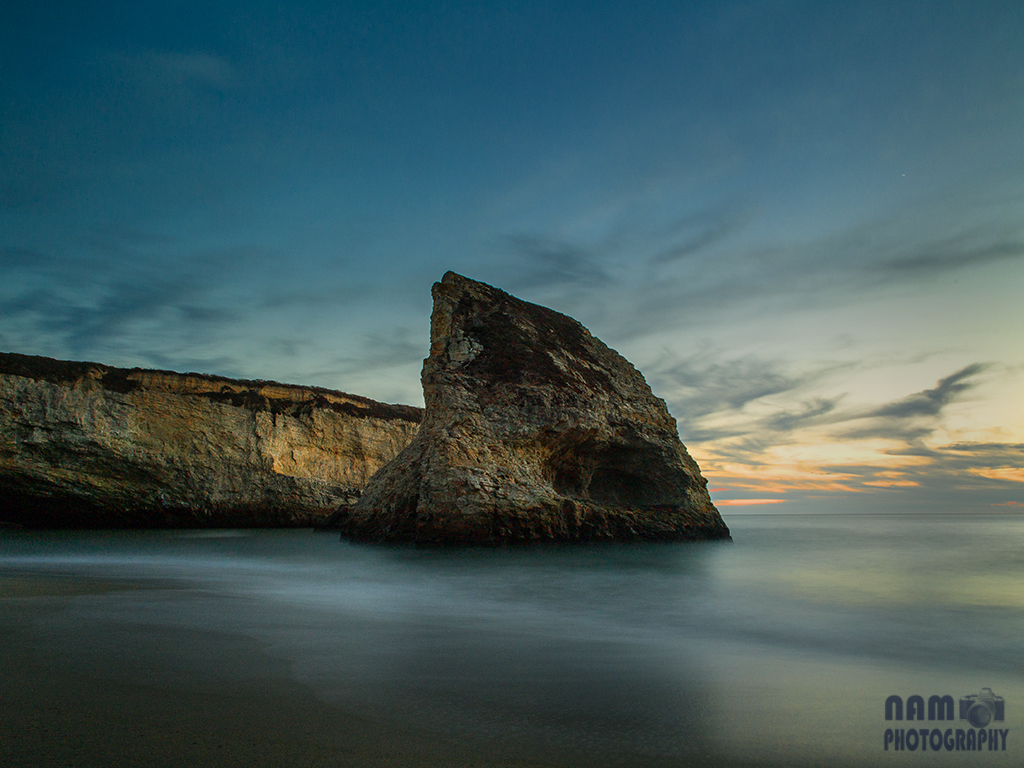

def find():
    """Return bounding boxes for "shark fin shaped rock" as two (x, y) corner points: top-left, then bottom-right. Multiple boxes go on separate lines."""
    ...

(339, 272), (730, 543)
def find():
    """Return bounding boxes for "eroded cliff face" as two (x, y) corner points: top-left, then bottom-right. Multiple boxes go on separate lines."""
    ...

(339, 272), (730, 543)
(0, 353), (421, 527)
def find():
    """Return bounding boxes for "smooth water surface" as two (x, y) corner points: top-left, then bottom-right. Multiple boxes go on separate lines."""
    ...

(2, 513), (1022, 767)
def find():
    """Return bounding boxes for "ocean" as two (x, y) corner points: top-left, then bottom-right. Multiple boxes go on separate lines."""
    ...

(1, 512), (1021, 767)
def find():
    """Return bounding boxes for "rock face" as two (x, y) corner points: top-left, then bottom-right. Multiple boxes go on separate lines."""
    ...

(338, 272), (730, 543)
(0, 353), (421, 527)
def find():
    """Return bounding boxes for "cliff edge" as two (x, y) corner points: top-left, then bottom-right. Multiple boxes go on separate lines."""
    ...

(0, 353), (421, 527)
(338, 272), (730, 543)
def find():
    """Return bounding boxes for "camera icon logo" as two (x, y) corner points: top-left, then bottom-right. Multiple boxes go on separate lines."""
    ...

(959, 688), (1005, 728)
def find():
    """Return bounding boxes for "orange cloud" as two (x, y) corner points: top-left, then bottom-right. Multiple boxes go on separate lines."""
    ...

(680, 362), (1024, 504)
(704, 463), (864, 493)
(970, 468), (1024, 483)
(693, 438), (935, 494)
(714, 498), (786, 506)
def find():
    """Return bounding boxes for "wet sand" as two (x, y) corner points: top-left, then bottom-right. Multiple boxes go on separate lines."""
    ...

(0, 570), (566, 768)
(0, 576), (705, 768)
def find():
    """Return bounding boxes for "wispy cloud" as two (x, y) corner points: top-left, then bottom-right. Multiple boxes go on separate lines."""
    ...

(653, 353), (813, 417)
(649, 352), (850, 443)
(836, 365), (989, 444)
(507, 180), (1024, 350)
(151, 51), (238, 91)
(880, 225), (1024, 276)
(104, 49), (239, 101)
(650, 205), (753, 265)
(77, 226), (177, 255)
(763, 397), (841, 434)
(868, 365), (986, 419)
(344, 327), (426, 372)
(673, 359), (1023, 505)
(500, 234), (611, 290)
(715, 498), (786, 507)
(0, 241), (265, 366)
(815, 441), (1024, 501)
(31, 275), (239, 358)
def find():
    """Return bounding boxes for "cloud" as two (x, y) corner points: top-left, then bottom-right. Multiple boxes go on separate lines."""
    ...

(151, 52), (238, 92)
(500, 234), (611, 289)
(488, 200), (756, 329)
(653, 353), (806, 416)
(506, 178), (1024, 351)
(39, 276), (239, 357)
(763, 397), (841, 433)
(138, 350), (243, 379)
(649, 351), (849, 443)
(259, 280), (377, 311)
(0, 242), (264, 364)
(942, 441), (1024, 464)
(880, 226), (1024, 276)
(834, 441), (1024, 503)
(104, 49), (239, 100)
(839, 365), (989, 442)
(650, 205), (753, 265)
(670, 356), (1023, 506)
(77, 226), (176, 255)
(901, 441), (1024, 486)
(868, 364), (987, 419)
(969, 467), (1024, 483)
(327, 327), (426, 377)
(715, 498), (786, 507)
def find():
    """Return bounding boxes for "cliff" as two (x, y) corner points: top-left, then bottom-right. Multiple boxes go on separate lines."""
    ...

(0, 353), (421, 527)
(337, 272), (730, 543)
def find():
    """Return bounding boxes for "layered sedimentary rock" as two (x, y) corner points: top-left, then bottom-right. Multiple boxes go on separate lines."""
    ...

(338, 272), (730, 543)
(0, 353), (421, 527)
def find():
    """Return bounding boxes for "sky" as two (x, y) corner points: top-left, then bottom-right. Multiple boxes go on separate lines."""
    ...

(2, 0), (1022, 514)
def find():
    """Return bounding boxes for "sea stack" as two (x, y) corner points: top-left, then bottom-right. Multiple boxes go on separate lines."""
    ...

(338, 272), (730, 543)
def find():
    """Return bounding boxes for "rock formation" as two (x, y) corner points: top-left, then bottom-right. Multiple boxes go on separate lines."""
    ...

(0, 353), (421, 527)
(337, 272), (730, 543)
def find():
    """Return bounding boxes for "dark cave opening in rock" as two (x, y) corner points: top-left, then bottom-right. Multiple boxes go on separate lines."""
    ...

(544, 437), (681, 508)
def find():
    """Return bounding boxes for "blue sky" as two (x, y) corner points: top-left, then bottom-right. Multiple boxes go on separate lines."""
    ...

(2, 0), (1022, 512)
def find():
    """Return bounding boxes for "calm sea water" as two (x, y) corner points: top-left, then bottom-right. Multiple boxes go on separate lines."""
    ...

(2, 513), (1022, 767)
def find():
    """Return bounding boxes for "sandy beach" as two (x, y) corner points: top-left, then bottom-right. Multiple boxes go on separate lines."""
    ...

(0, 571), (690, 768)
(2, 623), (566, 768)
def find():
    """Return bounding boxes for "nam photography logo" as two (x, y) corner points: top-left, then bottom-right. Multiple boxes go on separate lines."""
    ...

(883, 688), (1009, 752)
